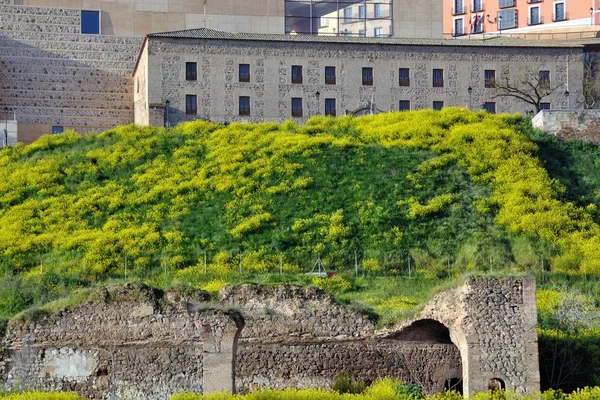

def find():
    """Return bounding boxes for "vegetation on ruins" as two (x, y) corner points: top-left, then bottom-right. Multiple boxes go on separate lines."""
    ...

(0, 109), (599, 391)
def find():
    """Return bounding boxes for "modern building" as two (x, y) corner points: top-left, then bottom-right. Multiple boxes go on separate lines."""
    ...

(443, 0), (599, 38)
(133, 28), (583, 127)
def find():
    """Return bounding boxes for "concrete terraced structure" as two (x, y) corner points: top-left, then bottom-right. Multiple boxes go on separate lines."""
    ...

(0, 1), (141, 142)
(0, 277), (540, 399)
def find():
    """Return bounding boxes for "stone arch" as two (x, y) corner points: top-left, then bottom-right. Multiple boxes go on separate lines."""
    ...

(392, 318), (464, 394)
(488, 377), (506, 391)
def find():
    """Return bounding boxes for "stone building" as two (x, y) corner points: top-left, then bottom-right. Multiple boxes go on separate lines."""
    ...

(133, 28), (583, 126)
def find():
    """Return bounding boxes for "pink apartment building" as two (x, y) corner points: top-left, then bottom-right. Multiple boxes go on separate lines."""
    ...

(443, 0), (599, 38)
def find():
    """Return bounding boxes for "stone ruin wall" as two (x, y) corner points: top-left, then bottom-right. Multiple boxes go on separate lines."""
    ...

(0, 277), (539, 399)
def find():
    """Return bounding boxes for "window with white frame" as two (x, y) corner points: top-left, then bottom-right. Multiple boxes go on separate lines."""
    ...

(359, 29), (367, 37)
(454, 18), (464, 36)
(529, 6), (541, 24)
(453, 0), (464, 14)
(471, 13), (484, 32)
(498, 9), (517, 29)
(498, 0), (515, 7)
(553, 2), (566, 21)
(374, 27), (383, 37)
(374, 3), (383, 17)
(343, 7), (352, 23)
(472, 0), (483, 12)
(359, 5), (366, 19)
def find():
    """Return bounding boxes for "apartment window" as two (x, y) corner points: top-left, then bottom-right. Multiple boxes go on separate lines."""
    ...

(453, 0), (464, 14)
(325, 66), (336, 84)
(374, 27), (384, 37)
(359, 29), (367, 37)
(399, 68), (410, 86)
(239, 64), (250, 82)
(433, 69), (444, 87)
(359, 5), (366, 19)
(472, 0), (483, 12)
(399, 100), (410, 111)
(374, 3), (383, 17)
(528, 0), (542, 2)
(483, 102), (496, 113)
(186, 62), (197, 81)
(472, 13), (484, 33)
(433, 101), (444, 111)
(292, 65), (303, 84)
(362, 67), (373, 85)
(319, 16), (329, 27)
(539, 70), (550, 87)
(553, 2), (566, 21)
(344, 7), (352, 23)
(291, 97), (303, 117)
(454, 18), (464, 36)
(239, 96), (250, 116)
(539, 102), (551, 110)
(52, 126), (64, 134)
(325, 98), (336, 116)
(186, 95), (197, 115)
(485, 70), (496, 87)
(81, 10), (100, 34)
(498, 0), (515, 8)
(528, 6), (541, 25)
(498, 9), (517, 29)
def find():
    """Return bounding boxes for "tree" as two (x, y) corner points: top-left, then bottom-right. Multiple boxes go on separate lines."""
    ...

(582, 52), (600, 109)
(492, 65), (564, 112)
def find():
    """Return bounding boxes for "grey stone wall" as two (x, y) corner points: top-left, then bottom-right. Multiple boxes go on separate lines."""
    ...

(532, 109), (600, 144)
(0, 284), (242, 400)
(141, 36), (583, 126)
(0, 278), (538, 399)
(0, 3), (142, 142)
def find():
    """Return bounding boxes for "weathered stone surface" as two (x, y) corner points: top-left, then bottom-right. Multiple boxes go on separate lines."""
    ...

(532, 110), (600, 144)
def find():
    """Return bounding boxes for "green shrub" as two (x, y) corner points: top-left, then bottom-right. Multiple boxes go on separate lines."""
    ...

(332, 371), (367, 394)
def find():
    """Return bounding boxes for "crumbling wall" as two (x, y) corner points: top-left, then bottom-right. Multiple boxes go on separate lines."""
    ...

(0, 284), (242, 400)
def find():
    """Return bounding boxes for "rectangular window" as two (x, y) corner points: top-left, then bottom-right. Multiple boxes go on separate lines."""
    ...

(186, 62), (197, 81)
(186, 95), (197, 115)
(374, 3), (383, 17)
(529, 6), (541, 25)
(325, 98), (336, 116)
(292, 65), (303, 84)
(399, 68), (410, 86)
(239, 64), (250, 82)
(319, 16), (329, 27)
(325, 66), (336, 85)
(454, 18), (464, 36)
(374, 27), (383, 37)
(498, 9), (517, 29)
(484, 70), (496, 87)
(539, 102), (551, 110)
(359, 5), (366, 19)
(291, 97), (303, 117)
(433, 101), (444, 111)
(399, 100), (410, 111)
(359, 29), (367, 37)
(539, 70), (550, 87)
(433, 69), (444, 87)
(81, 10), (100, 34)
(498, 0), (515, 7)
(453, 0), (464, 14)
(553, 2), (566, 21)
(483, 102), (496, 113)
(239, 96), (250, 116)
(52, 126), (64, 134)
(472, 0), (483, 12)
(344, 7), (352, 23)
(362, 67), (373, 85)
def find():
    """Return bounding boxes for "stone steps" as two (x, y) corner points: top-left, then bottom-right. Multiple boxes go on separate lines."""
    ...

(7, 97), (132, 110)
(1, 56), (136, 71)
(0, 13), (79, 26)
(0, 38), (141, 53)
(0, 46), (138, 62)
(17, 114), (133, 128)
(0, 21), (79, 34)
(17, 106), (133, 119)
(2, 64), (134, 78)
(3, 72), (131, 87)
(0, 4), (80, 17)
(2, 81), (132, 94)
(0, 31), (143, 45)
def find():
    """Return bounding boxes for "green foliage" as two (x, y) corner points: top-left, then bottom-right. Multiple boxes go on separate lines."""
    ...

(0, 392), (87, 399)
(331, 371), (367, 394)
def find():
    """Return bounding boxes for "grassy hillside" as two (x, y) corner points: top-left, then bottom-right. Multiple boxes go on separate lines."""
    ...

(0, 109), (600, 318)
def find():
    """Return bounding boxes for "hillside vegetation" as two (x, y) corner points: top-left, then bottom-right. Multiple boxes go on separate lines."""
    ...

(0, 109), (600, 319)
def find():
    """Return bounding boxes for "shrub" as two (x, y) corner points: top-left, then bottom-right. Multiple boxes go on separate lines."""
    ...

(332, 371), (367, 394)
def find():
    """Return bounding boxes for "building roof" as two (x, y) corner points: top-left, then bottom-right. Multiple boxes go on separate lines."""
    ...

(147, 27), (582, 48)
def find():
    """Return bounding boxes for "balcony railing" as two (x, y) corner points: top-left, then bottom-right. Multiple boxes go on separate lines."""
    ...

(528, 16), (544, 25)
(552, 12), (568, 22)
(452, 5), (466, 15)
(471, 2), (484, 12)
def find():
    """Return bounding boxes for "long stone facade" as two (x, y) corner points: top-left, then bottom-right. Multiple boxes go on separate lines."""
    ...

(0, 277), (539, 399)
(134, 29), (584, 127)
(532, 109), (600, 144)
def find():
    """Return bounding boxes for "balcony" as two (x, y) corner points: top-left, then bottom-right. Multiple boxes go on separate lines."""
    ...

(471, 2), (485, 12)
(528, 16), (544, 25)
(552, 12), (568, 22)
(452, 5), (466, 15)
(471, 24), (485, 33)
(498, 0), (515, 8)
